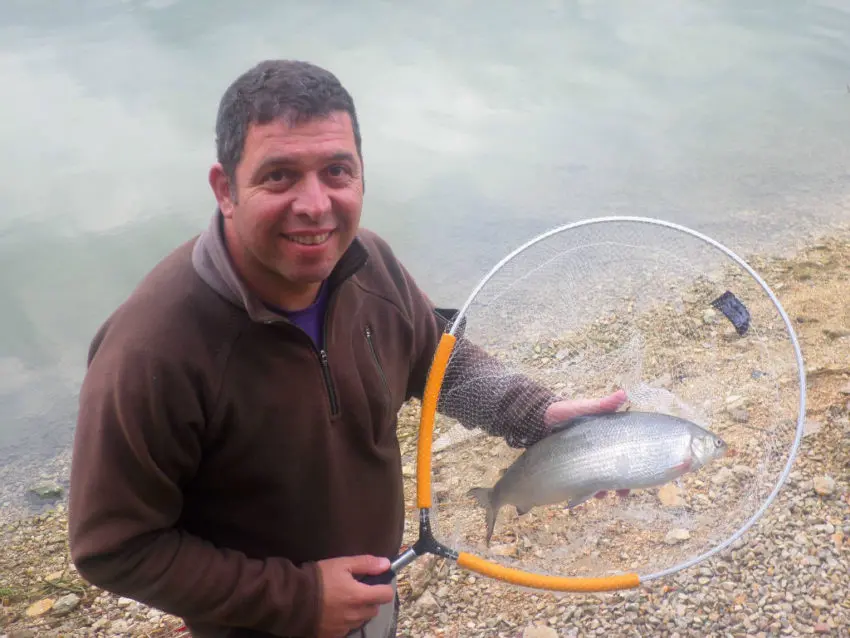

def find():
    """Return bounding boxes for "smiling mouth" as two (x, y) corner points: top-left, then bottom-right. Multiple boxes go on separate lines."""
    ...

(283, 232), (332, 246)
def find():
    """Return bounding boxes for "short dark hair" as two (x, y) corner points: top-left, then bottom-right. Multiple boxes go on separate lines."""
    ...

(214, 59), (362, 183)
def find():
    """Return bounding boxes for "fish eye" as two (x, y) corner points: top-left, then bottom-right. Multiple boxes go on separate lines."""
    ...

(715, 439), (725, 447)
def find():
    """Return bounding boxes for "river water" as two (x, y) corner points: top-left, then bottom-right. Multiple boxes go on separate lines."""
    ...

(1, 0), (848, 512)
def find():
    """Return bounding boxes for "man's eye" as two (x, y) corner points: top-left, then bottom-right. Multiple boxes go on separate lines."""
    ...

(266, 170), (285, 182)
(327, 164), (350, 178)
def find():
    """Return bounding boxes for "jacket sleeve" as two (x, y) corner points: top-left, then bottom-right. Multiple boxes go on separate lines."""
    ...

(401, 274), (559, 449)
(68, 328), (322, 637)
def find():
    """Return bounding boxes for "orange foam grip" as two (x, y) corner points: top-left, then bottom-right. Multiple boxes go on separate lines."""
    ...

(457, 552), (641, 592)
(416, 332), (457, 508)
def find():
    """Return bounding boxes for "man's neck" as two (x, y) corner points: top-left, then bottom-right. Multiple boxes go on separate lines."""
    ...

(222, 221), (323, 312)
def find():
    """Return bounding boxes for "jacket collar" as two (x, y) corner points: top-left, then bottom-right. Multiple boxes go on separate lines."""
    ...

(191, 209), (368, 323)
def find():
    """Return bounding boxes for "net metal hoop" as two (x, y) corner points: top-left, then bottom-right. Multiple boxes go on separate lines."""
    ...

(440, 215), (806, 584)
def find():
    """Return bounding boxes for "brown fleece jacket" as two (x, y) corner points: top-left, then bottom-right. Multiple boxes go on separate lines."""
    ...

(67, 212), (557, 637)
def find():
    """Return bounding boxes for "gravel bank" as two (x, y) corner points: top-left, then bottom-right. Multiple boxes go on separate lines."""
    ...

(1, 232), (848, 637)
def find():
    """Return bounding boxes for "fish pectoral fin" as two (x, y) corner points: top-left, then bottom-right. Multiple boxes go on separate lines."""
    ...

(672, 458), (693, 473)
(515, 504), (531, 516)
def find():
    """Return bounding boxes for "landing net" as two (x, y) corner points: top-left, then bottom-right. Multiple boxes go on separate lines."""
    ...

(427, 216), (805, 582)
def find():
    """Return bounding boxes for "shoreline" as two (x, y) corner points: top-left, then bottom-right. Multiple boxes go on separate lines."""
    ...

(2, 227), (849, 636)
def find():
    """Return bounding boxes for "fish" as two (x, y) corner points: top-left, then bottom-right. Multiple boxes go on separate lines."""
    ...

(467, 410), (728, 545)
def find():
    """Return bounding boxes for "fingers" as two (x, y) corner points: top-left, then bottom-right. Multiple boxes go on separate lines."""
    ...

(544, 389), (629, 426)
(344, 555), (395, 606)
(587, 389), (628, 414)
(345, 555), (390, 576)
(354, 582), (395, 606)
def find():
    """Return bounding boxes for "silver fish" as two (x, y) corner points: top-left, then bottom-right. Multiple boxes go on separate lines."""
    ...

(468, 410), (728, 545)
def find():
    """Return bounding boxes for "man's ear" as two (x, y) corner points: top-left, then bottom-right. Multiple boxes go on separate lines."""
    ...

(209, 163), (236, 217)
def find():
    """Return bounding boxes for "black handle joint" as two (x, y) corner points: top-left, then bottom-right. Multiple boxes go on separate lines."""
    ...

(355, 569), (395, 586)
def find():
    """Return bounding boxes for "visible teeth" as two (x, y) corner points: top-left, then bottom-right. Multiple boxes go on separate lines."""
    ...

(286, 233), (330, 245)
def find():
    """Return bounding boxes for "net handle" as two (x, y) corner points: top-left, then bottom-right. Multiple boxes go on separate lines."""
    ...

(416, 332), (455, 509)
(457, 553), (640, 592)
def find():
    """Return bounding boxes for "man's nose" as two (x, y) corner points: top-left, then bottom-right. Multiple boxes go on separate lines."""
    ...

(290, 172), (332, 219)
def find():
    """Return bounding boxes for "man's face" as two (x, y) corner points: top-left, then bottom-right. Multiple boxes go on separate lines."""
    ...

(210, 111), (363, 308)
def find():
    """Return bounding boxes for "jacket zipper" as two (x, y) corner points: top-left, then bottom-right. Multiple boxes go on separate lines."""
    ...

(316, 290), (339, 417)
(318, 349), (339, 415)
(365, 325), (389, 397)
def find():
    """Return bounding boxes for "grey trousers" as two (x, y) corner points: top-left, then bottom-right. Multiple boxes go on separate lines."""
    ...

(346, 579), (398, 638)
(185, 579), (398, 638)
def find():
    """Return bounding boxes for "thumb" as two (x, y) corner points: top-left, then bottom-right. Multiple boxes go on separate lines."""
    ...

(344, 555), (391, 576)
(593, 388), (628, 412)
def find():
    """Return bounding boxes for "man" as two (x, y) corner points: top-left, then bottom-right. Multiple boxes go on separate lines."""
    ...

(67, 59), (626, 638)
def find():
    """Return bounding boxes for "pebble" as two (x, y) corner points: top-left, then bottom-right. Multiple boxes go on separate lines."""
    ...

(24, 599), (53, 617)
(415, 590), (439, 611)
(712, 467), (735, 485)
(729, 407), (750, 423)
(665, 528), (691, 544)
(813, 476), (836, 496)
(658, 483), (685, 507)
(110, 619), (131, 633)
(26, 481), (63, 501)
(522, 626), (559, 638)
(51, 593), (80, 616)
(804, 419), (824, 437)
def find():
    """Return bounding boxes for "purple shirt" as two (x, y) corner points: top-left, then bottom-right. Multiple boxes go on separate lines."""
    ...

(269, 281), (330, 349)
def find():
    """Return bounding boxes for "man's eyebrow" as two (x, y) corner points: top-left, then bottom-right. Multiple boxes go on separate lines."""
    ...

(254, 152), (357, 175)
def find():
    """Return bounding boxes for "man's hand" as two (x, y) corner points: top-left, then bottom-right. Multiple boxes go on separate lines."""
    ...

(543, 388), (630, 500)
(316, 555), (395, 638)
(542, 388), (628, 428)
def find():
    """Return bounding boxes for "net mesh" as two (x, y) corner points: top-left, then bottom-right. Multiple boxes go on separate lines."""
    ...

(428, 219), (801, 580)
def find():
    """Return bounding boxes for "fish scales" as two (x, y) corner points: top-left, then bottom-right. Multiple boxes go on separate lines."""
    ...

(519, 415), (695, 488)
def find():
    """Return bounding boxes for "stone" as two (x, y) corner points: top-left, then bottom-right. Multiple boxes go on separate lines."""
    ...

(658, 483), (685, 507)
(92, 617), (111, 630)
(24, 598), (54, 617)
(813, 476), (836, 496)
(804, 419), (824, 437)
(490, 543), (518, 557)
(729, 408), (750, 423)
(712, 467), (735, 486)
(51, 593), (80, 616)
(665, 529), (691, 545)
(414, 591), (439, 612)
(27, 481), (63, 500)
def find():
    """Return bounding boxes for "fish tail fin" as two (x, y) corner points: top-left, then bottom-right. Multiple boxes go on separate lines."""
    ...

(467, 486), (497, 546)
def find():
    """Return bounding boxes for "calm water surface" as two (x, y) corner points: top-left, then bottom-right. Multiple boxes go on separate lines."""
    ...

(1, 0), (848, 493)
